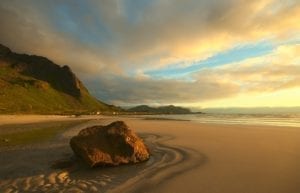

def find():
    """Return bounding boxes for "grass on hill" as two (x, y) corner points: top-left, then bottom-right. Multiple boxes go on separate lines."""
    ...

(0, 65), (114, 114)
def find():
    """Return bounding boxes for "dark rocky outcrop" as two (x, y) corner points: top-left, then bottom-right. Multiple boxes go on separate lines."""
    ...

(70, 121), (150, 167)
(0, 44), (11, 57)
(0, 44), (83, 97)
(0, 43), (118, 114)
(128, 105), (192, 114)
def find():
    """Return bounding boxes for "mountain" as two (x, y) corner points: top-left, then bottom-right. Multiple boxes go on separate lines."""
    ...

(0, 44), (119, 114)
(128, 105), (192, 114)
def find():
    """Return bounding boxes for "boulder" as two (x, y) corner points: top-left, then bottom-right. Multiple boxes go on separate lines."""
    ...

(70, 121), (150, 167)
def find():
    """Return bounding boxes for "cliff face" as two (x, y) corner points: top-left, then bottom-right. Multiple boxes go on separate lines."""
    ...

(0, 44), (83, 97)
(0, 44), (116, 114)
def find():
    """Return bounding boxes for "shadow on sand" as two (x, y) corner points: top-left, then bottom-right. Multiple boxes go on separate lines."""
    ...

(0, 133), (207, 193)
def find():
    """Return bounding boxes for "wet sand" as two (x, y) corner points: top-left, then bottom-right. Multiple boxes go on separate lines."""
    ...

(0, 115), (101, 126)
(1, 116), (300, 193)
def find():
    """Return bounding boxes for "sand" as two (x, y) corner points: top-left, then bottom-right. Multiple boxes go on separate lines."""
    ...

(0, 115), (102, 126)
(1, 116), (300, 193)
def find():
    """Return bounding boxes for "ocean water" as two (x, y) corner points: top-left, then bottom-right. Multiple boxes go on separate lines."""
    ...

(142, 113), (300, 127)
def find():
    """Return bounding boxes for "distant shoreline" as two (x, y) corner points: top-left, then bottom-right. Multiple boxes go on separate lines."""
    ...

(1, 112), (300, 128)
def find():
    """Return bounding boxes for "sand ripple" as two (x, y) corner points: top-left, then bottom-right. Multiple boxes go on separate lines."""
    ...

(0, 132), (205, 193)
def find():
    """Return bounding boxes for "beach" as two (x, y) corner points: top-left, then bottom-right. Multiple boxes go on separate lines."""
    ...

(1, 116), (300, 193)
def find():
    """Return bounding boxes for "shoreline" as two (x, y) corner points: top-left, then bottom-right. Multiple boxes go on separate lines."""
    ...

(1, 114), (299, 130)
(0, 118), (206, 193)
(1, 116), (300, 192)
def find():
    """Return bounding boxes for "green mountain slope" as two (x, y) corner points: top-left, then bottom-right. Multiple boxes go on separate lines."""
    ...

(0, 44), (118, 114)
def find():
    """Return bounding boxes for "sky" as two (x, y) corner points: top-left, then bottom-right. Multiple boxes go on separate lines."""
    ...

(0, 0), (299, 109)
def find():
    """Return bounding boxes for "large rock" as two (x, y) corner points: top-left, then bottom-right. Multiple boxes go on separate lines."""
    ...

(70, 121), (150, 167)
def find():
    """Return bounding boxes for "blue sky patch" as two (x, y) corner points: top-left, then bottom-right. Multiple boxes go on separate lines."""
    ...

(52, 1), (113, 46)
(145, 40), (275, 79)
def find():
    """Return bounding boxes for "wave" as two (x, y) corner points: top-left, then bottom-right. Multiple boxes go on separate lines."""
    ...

(142, 113), (300, 127)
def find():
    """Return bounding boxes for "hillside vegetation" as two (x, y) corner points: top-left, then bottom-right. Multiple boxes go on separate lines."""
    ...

(0, 44), (118, 114)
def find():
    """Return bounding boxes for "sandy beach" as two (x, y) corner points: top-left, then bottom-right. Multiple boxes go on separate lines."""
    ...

(1, 116), (300, 193)
(0, 115), (103, 126)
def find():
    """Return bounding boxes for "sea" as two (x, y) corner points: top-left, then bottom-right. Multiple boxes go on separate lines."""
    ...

(140, 113), (300, 128)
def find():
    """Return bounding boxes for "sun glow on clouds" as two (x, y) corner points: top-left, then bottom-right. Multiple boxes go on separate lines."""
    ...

(191, 87), (300, 108)
(0, 0), (299, 108)
(146, 40), (275, 79)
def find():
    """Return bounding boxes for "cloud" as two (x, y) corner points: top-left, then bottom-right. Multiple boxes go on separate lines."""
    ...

(0, 0), (121, 75)
(86, 74), (239, 105)
(0, 0), (299, 72)
(196, 44), (300, 91)
(0, 0), (299, 106)
(104, 0), (300, 70)
(86, 44), (300, 105)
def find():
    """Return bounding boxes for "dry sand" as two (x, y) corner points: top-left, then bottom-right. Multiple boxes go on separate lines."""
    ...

(1, 116), (300, 193)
